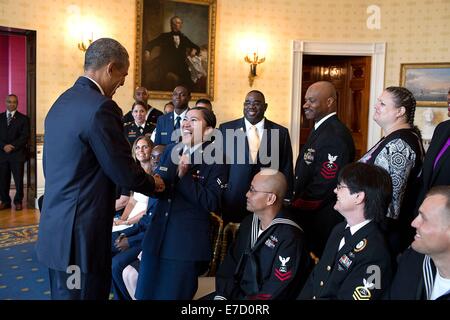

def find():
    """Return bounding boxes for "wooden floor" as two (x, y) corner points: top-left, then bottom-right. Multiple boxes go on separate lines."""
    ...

(0, 205), (39, 229)
(0, 189), (40, 229)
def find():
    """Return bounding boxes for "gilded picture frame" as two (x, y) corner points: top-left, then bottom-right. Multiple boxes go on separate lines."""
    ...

(135, 0), (216, 100)
(400, 63), (450, 107)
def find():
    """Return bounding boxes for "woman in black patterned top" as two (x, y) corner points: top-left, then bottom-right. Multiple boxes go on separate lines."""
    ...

(359, 86), (424, 257)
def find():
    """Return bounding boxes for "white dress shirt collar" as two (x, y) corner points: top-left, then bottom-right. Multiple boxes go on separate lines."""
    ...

(173, 108), (188, 126)
(83, 76), (105, 96)
(244, 117), (265, 139)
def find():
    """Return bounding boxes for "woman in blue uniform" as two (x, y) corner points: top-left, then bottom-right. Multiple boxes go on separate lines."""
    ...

(135, 107), (227, 300)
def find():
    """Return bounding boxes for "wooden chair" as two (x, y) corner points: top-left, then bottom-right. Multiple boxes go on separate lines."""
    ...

(206, 212), (223, 277)
(220, 222), (240, 264)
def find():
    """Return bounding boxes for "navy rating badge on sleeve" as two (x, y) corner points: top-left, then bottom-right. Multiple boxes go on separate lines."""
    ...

(321, 154), (339, 179)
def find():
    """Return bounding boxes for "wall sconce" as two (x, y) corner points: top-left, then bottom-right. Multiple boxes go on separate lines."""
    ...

(244, 50), (265, 86)
(78, 32), (93, 52)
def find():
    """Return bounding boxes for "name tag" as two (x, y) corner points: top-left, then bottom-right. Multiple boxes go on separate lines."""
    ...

(159, 166), (168, 172)
(161, 132), (168, 136)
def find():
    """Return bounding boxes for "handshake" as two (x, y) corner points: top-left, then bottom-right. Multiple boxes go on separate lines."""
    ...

(152, 174), (165, 193)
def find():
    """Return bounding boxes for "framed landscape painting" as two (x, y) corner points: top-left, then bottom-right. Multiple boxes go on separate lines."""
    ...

(135, 0), (216, 100)
(400, 63), (450, 107)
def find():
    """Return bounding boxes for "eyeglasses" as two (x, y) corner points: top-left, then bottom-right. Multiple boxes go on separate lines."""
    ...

(336, 183), (349, 191)
(248, 185), (273, 194)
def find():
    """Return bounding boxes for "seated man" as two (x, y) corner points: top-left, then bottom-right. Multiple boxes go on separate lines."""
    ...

(298, 162), (393, 300)
(387, 186), (450, 300)
(213, 169), (311, 300)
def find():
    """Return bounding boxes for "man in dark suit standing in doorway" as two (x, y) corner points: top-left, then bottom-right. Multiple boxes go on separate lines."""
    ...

(0, 94), (30, 211)
(36, 38), (164, 300)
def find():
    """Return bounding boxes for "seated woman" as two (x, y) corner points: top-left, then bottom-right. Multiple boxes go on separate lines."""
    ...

(359, 86), (424, 257)
(135, 107), (228, 300)
(113, 136), (154, 233)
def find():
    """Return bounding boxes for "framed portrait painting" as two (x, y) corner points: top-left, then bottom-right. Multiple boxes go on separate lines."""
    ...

(400, 63), (450, 107)
(136, 0), (216, 100)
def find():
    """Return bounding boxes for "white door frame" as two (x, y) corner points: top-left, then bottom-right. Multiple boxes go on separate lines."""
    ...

(289, 41), (386, 158)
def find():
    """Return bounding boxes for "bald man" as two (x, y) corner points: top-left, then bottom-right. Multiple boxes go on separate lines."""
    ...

(291, 81), (355, 259)
(213, 170), (311, 300)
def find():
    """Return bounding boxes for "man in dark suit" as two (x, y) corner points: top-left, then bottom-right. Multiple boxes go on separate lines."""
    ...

(388, 186), (450, 300)
(35, 38), (164, 300)
(298, 162), (393, 300)
(151, 85), (190, 145)
(0, 94), (30, 211)
(291, 81), (355, 258)
(144, 16), (200, 91)
(219, 90), (293, 224)
(416, 88), (450, 209)
(122, 86), (163, 125)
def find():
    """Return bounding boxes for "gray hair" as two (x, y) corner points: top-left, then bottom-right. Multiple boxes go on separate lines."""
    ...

(84, 38), (129, 71)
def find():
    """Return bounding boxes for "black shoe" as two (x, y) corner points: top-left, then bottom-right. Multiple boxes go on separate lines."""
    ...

(15, 203), (23, 211)
(0, 203), (12, 210)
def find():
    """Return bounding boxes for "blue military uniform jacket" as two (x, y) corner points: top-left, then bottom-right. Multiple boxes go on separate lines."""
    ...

(140, 141), (228, 261)
(153, 111), (184, 145)
(298, 221), (393, 300)
(219, 117), (293, 223)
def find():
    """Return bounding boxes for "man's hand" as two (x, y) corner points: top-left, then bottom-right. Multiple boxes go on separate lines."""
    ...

(3, 144), (15, 153)
(153, 174), (165, 192)
(114, 234), (129, 252)
(177, 154), (190, 178)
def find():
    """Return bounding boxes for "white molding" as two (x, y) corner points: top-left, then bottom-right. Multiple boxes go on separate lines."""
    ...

(290, 41), (386, 159)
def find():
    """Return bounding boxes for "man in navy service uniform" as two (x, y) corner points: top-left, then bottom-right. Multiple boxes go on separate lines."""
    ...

(151, 85), (190, 145)
(298, 162), (393, 300)
(292, 81), (355, 258)
(213, 170), (311, 300)
(387, 186), (450, 300)
(219, 90), (293, 224)
(0, 94), (30, 211)
(122, 86), (163, 126)
(36, 38), (164, 300)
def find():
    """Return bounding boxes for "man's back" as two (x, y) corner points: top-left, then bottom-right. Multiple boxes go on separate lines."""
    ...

(37, 77), (151, 273)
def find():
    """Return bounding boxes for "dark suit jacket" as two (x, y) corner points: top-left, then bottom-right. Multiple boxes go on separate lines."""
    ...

(298, 221), (392, 300)
(154, 111), (186, 145)
(0, 111), (30, 163)
(36, 76), (155, 273)
(416, 120), (450, 208)
(145, 32), (200, 88)
(219, 118), (293, 223)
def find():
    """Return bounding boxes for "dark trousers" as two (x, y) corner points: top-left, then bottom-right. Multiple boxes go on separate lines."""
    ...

(0, 160), (25, 204)
(48, 268), (111, 300)
(135, 256), (207, 300)
(111, 246), (142, 300)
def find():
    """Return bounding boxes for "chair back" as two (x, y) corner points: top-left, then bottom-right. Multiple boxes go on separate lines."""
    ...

(220, 222), (240, 264)
(206, 212), (223, 276)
